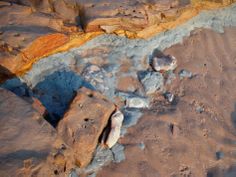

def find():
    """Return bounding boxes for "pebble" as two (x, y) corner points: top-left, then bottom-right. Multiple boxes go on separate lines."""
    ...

(164, 92), (175, 103)
(82, 146), (113, 174)
(166, 70), (176, 85)
(106, 110), (124, 148)
(100, 25), (118, 33)
(122, 108), (143, 128)
(179, 69), (192, 79)
(151, 55), (177, 72)
(216, 151), (224, 160)
(13, 33), (20, 37)
(81, 64), (107, 92)
(138, 71), (164, 94)
(126, 96), (149, 108)
(138, 142), (145, 150)
(111, 143), (126, 163)
(68, 170), (78, 177)
(196, 106), (204, 113)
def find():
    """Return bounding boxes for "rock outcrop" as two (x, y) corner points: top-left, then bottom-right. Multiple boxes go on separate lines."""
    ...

(57, 87), (116, 168)
(0, 88), (56, 177)
(0, 0), (235, 80)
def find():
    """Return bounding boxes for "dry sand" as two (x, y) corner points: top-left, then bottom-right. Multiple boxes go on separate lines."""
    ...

(97, 27), (236, 177)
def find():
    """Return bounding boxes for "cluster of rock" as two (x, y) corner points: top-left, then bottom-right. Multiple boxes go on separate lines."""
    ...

(0, 85), (126, 176)
(0, 47), (182, 177)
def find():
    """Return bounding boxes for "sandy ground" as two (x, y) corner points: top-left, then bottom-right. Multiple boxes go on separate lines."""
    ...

(97, 28), (236, 177)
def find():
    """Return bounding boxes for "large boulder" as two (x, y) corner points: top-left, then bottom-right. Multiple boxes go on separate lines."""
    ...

(57, 87), (116, 168)
(0, 88), (56, 177)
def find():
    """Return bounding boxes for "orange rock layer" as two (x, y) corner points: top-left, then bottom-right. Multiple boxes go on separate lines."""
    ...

(1, 1), (235, 78)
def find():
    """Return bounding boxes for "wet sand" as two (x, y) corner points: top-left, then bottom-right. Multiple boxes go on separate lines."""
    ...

(97, 27), (236, 177)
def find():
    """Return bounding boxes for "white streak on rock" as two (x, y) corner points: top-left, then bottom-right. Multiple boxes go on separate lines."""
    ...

(106, 110), (124, 148)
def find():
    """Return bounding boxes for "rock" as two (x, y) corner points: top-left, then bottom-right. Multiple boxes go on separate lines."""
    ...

(166, 70), (176, 85)
(13, 33), (20, 37)
(106, 110), (124, 148)
(57, 87), (116, 168)
(138, 142), (145, 150)
(179, 69), (193, 79)
(68, 169), (79, 177)
(52, 0), (80, 25)
(82, 146), (113, 174)
(138, 71), (164, 94)
(0, 88), (56, 177)
(126, 96), (149, 108)
(150, 55), (177, 72)
(216, 151), (224, 160)
(164, 92), (175, 103)
(122, 108), (143, 128)
(111, 143), (126, 163)
(196, 106), (204, 113)
(81, 64), (108, 93)
(100, 25), (119, 33)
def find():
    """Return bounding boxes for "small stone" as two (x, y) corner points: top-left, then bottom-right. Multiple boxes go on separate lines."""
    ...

(122, 108), (143, 128)
(7, 46), (13, 52)
(0, 31), (3, 35)
(111, 143), (126, 163)
(138, 71), (164, 94)
(126, 96), (149, 108)
(179, 69), (192, 79)
(106, 110), (124, 148)
(216, 151), (224, 160)
(13, 33), (20, 37)
(150, 55), (177, 72)
(100, 25), (119, 33)
(82, 64), (110, 93)
(68, 170), (78, 177)
(83, 146), (113, 174)
(88, 65), (100, 72)
(164, 92), (175, 103)
(196, 106), (204, 113)
(166, 70), (176, 85)
(138, 142), (145, 150)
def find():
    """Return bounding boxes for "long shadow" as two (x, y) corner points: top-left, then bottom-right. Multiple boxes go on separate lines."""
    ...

(0, 65), (93, 127)
(0, 65), (15, 83)
(32, 70), (94, 126)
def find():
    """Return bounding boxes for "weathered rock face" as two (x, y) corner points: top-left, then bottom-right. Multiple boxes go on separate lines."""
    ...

(0, 88), (56, 177)
(5, 0), (80, 25)
(0, 0), (235, 80)
(57, 87), (116, 168)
